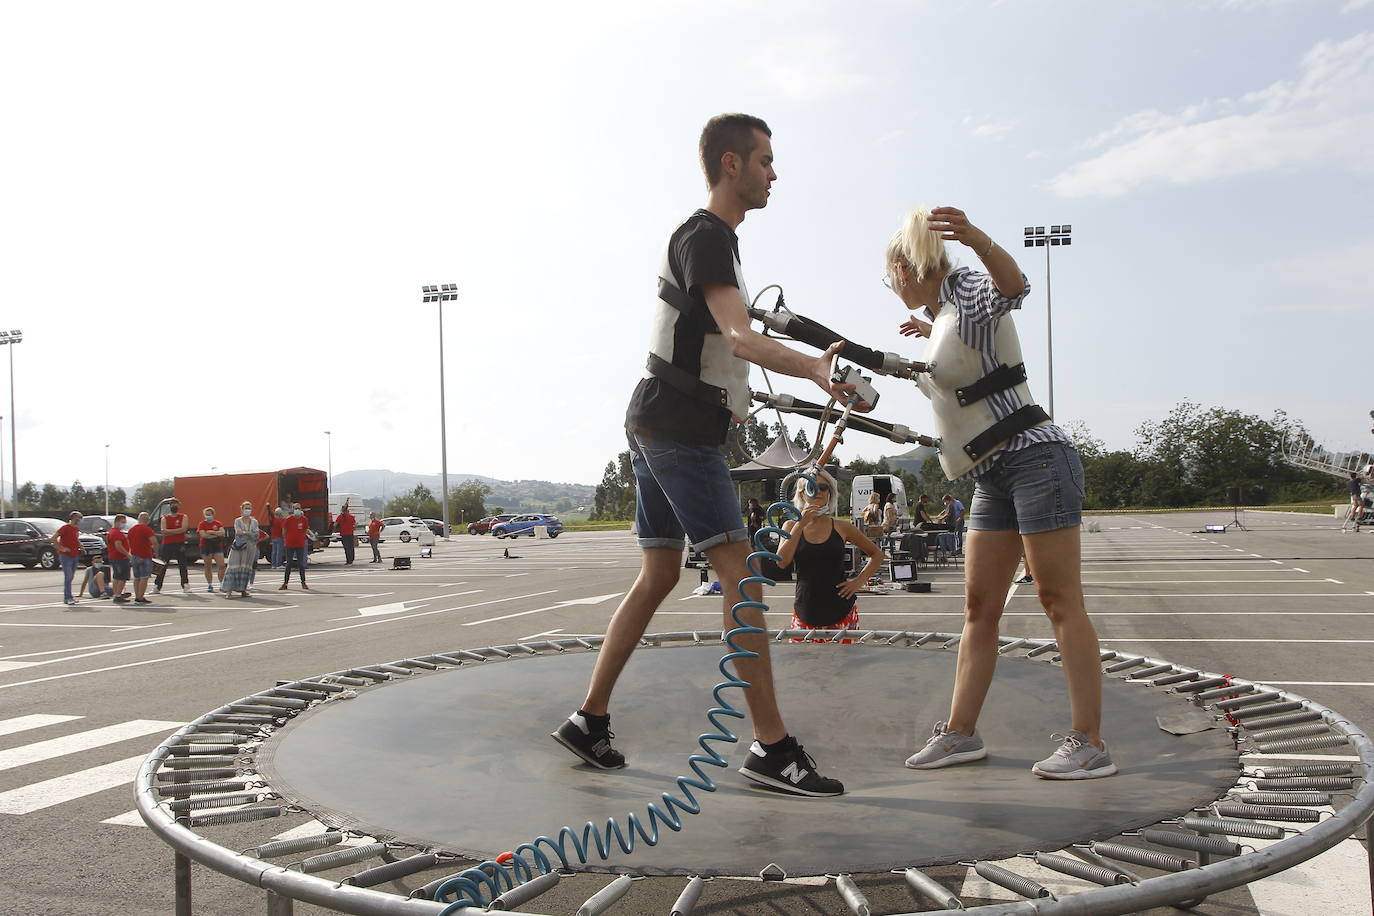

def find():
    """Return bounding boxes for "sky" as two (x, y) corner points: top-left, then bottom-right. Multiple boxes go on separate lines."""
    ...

(3, 0), (1373, 494)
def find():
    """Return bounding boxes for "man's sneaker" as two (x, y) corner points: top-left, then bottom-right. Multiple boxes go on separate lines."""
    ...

(63, 599), (77, 606)
(134, 597), (152, 604)
(207, 585), (215, 593)
(182, 586), (193, 594)
(154, 586), (162, 595)
(1032, 730), (1117, 780)
(1015, 574), (1034, 584)
(738, 739), (844, 797)
(905, 721), (987, 769)
(113, 595), (131, 604)
(551, 713), (625, 769)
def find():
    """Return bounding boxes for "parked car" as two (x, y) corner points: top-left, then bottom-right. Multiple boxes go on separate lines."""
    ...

(491, 514), (564, 539)
(0, 518), (106, 569)
(467, 514), (517, 535)
(78, 515), (125, 544)
(379, 517), (436, 546)
(421, 518), (448, 537)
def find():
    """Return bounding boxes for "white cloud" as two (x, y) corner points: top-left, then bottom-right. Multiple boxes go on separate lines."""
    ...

(1049, 32), (1374, 197)
(1342, 0), (1374, 11)
(963, 114), (1020, 139)
(748, 33), (873, 101)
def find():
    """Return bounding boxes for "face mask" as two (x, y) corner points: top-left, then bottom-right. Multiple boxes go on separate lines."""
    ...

(117, 522), (127, 530)
(293, 509), (303, 517)
(204, 514), (213, 521)
(242, 508), (252, 517)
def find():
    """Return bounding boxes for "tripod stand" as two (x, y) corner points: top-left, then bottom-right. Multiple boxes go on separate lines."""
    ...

(1223, 486), (1248, 531)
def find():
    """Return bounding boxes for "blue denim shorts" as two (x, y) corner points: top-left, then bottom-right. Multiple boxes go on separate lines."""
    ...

(130, 557), (154, 580)
(967, 441), (1084, 535)
(628, 432), (748, 551)
(109, 558), (131, 580)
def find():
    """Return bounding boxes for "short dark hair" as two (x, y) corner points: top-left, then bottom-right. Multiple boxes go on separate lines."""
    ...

(699, 113), (771, 186)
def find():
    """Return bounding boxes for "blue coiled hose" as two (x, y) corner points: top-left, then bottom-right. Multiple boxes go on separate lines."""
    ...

(434, 482), (815, 912)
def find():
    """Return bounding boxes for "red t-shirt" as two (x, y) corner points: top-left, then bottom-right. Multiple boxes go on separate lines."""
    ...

(128, 523), (156, 559)
(55, 524), (82, 557)
(107, 527), (131, 559)
(197, 519), (224, 541)
(161, 512), (188, 544)
(270, 517), (285, 538)
(337, 512), (356, 535)
(283, 515), (310, 548)
(367, 519), (383, 539)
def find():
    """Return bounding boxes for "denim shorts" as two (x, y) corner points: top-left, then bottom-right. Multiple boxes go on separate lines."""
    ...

(130, 556), (153, 579)
(109, 558), (131, 580)
(628, 432), (748, 551)
(967, 441), (1084, 535)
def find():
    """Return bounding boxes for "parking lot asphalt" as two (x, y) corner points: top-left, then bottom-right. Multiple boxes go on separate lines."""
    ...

(0, 510), (1370, 915)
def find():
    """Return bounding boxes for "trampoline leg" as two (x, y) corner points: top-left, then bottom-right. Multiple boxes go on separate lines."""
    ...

(174, 850), (192, 916)
(266, 889), (293, 916)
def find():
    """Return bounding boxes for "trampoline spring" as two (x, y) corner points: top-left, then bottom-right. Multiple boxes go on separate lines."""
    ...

(248, 695), (309, 709)
(1242, 710), (1324, 731)
(1234, 791), (1333, 806)
(1244, 723), (1332, 742)
(299, 841), (388, 874)
(668, 875), (705, 916)
(1098, 650), (1116, 661)
(246, 831), (344, 859)
(1032, 852), (1131, 886)
(1214, 691), (1283, 711)
(512, 643), (541, 655)
(159, 755), (240, 768)
(1174, 676), (1231, 694)
(156, 780), (248, 798)
(396, 658), (439, 670)
(193, 722), (265, 734)
(834, 874), (872, 916)
(884, 632), (909, 645)
(1103, 657), (1147, 673)
(446, 650), (491, 662)
(485, 646), (515, 658)
(156, 769), (241, 784)
(1252, 734), (1350, 753)
(428, 654), (470, 666)
(267, 687), (329, 700)
(1178, 816), (1284, 840)
(168, 792), (262, 813)
(316, 675), (370, 687)
(1214, 802), (1323, 822)
(1251, 775), (1351, 791)
(1090, 841), (1195, 872)
(902, 868), (964, 909)
(488, 871), (562, 910)
(1231, 701), (1305, 720)
(1254, 763), (1354, 778)
(228, 704), (283, 716)
(166, 743), (240, 757)
(1192, 684), (1253, 702)
(345, 668), (390, 681)
(342, 852), (439, 887)
(209, 712), (277, 723)
(998, 638), (1030, 654)
(914, 633), (939, 646)
(1068, 847), (1140, 883)
(1152, 671), (1201, 687)
(1026, 641), (1060, 658)
(941, 636), (962, 650)
(577, 873), (634, 916)
(973, 861), (1051, 899)
(189, 805), (282, 827)
(1141, 829), (1243, 857)
(1127, 663), (1175, 680)
(175, 732), (251, 744)
(296, 679), (349, 693)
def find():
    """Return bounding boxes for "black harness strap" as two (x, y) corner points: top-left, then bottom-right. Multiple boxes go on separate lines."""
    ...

(657, 276), (697, 314)
(963, 404), (1051, 460)
(956, 362), (1028, 407)
(646, 353), (729, 409)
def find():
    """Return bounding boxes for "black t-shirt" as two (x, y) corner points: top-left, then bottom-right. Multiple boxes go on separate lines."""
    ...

(1353, 478), (1364, 497)
(625, 210), (742, 445)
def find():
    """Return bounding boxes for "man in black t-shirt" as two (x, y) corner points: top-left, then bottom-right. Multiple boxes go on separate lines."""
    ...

(552, 114), (862, 798)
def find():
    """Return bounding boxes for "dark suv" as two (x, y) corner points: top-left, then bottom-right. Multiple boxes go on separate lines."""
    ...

(0, 518), (106, 569)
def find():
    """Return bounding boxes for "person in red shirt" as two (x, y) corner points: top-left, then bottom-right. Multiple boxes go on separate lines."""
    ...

(197, 507), (226, 593)
(51, 510), (84, 605)
(366, 512), (384, 563)
(268, 506), (287, 568)
(336, 503), (357, 565)
(154, 499), (192, 594)
(106, 513), (133, 603)
(280, 507), (311, 590)
(127, 511), (157, 604)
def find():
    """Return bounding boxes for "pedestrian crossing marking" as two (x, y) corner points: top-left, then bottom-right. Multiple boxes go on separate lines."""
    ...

(0, 719), (181, 772)
(0, 754), (146, 815)
(0, 714), (82, 737)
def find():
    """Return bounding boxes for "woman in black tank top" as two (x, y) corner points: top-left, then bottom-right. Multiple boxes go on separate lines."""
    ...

(775, 471), (884, 636)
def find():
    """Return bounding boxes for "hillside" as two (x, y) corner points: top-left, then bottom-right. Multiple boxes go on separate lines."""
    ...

(330, 469), (595, 514)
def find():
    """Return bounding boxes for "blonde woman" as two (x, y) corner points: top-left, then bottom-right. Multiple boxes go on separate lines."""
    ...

(775, 470), (883, 641)
(196, 507), (226, 592)
(887, 206), (1114, 780)
(222, 501), (259, 599)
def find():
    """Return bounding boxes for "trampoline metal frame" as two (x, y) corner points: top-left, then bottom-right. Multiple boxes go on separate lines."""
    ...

(135, 631), (1374, 916)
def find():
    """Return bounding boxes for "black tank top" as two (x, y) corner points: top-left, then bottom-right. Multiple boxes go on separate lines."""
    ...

(793, 519), (852, 627)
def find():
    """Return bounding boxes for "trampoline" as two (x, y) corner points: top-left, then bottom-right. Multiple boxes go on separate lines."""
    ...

(137, 630), (1374, 915)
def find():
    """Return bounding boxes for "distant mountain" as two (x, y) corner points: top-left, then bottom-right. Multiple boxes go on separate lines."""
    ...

(882, 445), (939, 476)
(330, 469), (499, 498)
(330, 469), (594, 514)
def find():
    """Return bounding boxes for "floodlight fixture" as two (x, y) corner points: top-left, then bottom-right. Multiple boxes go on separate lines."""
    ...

(422, 285), (457, 539)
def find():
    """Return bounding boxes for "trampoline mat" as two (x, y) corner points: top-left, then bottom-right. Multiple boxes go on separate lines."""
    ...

(257, 643), (1240, 876)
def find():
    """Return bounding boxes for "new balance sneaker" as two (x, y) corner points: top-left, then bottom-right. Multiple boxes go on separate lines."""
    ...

(551, 712), (626, 769)
(904, 721), (987, 769)
(738, 738), (844, 797)
(1032, 730), (1117, 780)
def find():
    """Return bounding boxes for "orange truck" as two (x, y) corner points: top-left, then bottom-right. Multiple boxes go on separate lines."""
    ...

(148, 467), (330, 561)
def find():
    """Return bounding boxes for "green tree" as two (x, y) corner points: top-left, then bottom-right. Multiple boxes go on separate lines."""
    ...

(38, 483), (64, 511)
(385, 484), (440, 519)
(133, 479), (175, 512)
(448, 480), (490, 530)
(16, 482), (39, 512)
(590, 452), (636, 521)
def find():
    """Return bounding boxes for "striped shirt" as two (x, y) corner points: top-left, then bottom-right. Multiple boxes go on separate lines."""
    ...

(933, 266), (1068, 477)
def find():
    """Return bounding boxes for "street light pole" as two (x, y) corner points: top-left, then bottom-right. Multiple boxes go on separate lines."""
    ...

(324, 431), (332, 492)
(422, 284), (458, 538)
(104, 444), (110, 515)
(0, 415), (6, 518)
(1022, 227), (1072, 419)
(1, 331), (21, 514)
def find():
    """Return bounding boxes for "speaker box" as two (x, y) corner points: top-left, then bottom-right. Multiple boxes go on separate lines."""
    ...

(392, 557), (411, 569)
(903, 581), (932, 593)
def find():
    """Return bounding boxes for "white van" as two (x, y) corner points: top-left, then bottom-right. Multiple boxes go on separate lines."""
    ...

(329, 492), (366, 517)
(850, 474), (908, 523)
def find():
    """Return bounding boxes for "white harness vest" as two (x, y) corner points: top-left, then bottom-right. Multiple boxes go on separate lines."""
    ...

(917, 306), (1049, 480)
(644, 244), (752, 422)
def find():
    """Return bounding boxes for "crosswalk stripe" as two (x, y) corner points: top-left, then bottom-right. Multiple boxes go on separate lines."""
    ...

(0, 754), (146, 814)
(101, 809), (147, 827)
(0, 720), (181, 772)
(0, 715), (83, 737)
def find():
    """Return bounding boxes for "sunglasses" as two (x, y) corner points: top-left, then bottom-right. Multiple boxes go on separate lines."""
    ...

(807, 483), (831, 494)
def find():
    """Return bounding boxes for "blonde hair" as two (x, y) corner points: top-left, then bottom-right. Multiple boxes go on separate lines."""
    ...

(886, 206), (951, 285)
(240, 500), (253, 510)
(791, 469), (839, 516)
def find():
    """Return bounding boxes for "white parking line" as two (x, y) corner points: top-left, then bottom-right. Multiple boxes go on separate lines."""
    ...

(0, 720), (182, 772)
(0, 714), (83, 737)
(0, 754), (147, 814)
